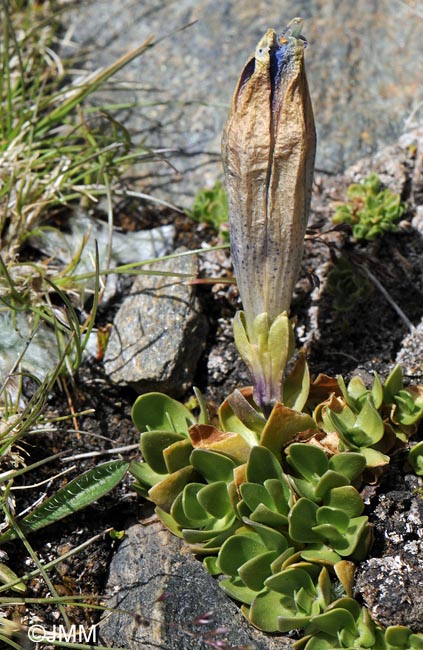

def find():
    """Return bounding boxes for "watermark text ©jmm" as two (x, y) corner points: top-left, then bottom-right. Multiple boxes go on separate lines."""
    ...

(28, 623), (97, 644)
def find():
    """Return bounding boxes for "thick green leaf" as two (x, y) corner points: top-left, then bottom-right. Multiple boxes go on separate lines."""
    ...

(132, 392), (195, 434)
(371, 372), (384, 409)
(384, 625), (412, 647)
(287, 444), (328, 482)
(187, 516), (239, 548)
(383, 364), (403, 403)
(0, 460), (128, 542)
(347, 376), (367, 404)
(268, 312), (295, 397)
(182, 517), (236, 545)
(300, 636), (332, 649)
(219, 576), (257, 605)
(249, 588), (286, 632)
(182, 483), (210, 522)
(246, 445), (283, 483)
(243, 519), (288, 552)
(300, 546), (341, 565)
(358, 447), (390, 468)
(289, 498), (319, 543)
(328, 452), (366, 482)
(203, 555), (220, 575)
(312, 523), (344, 546)
(336, 516), (369, 557)
(270, 547), (298, 573)
(171, 492), (194, 528)
(409, 634), (423, 649)
(249, 504), (288, 527)
(311, 607), (356, 635)
(279, 614), (314, 633)
(409, 441), (423, 476)
(283, 354), (311, 412)
(288, 476), (316, 501)
(155, 506), (183, 537)
(163, 438), (193, 473)
(316, 507), (349, 532)
(141, 430), (185, 474)
(240, 482), (274, 511)
(322, 486), (364, 519)
(264, 478), (293, 513)
(239, 550), (279, 591)
(354, 397), (384, 444)
(265, 567), (316, 596)
(190, 448), (236, 482)
(197, 482), (231, 518)
(193, 386), (210, 425)
(148, 466), (199, 512)
(129, 460), (164, 489)
(327, 403), (356, 432)
(219, 533), (267, 576)
(315, 470), (349, 499)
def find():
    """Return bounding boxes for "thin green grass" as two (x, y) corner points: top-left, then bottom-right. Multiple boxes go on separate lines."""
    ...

(0, 2), (161, 644)
(0, 0), (154, 256)
(0, 4), (229, 646)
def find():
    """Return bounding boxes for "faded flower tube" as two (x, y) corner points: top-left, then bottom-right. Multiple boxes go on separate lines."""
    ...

(222, 19), (316, 411)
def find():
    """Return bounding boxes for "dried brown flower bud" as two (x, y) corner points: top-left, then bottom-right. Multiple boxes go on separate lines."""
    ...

(222, 20), (316, 410)
(222, 19), (316, 331)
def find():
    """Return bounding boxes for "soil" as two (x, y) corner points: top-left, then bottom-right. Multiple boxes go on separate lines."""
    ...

(3, 166), (423, 647)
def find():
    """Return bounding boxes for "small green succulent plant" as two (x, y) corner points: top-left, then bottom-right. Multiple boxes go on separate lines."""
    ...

(332, 173), (405, 241)
(327, 256), (371, 312)
(187, 181), (229, 239)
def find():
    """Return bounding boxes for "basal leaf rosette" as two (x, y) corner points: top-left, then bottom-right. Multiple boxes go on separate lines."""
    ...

(218, 532), (343, 633)
(131, 391), (287, 552)
(203, 445), (368, 632)
(383, 365), (423, 437)
(285, 444), (371, 564)
(297, 597), (383, 649)
(295, 600), (423, 650)
(313, 368), (423, 474)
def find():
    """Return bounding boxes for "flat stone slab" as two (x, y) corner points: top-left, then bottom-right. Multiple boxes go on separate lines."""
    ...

(67, 0), (423, 206)
(103, 251), (208, 395)
(99, 515), (293, 649)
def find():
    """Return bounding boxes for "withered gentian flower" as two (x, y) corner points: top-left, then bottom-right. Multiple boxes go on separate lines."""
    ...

(222, 19), (316, 411)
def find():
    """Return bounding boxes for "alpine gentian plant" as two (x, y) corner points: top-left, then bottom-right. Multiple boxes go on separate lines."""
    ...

(130, 20), (423, 648)
(222, 18), (316, 411)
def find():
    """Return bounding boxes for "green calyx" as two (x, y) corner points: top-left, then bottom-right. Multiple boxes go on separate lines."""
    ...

(232, 310), (297, 412)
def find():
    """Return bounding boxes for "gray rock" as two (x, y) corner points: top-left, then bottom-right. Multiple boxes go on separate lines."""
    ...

(396, 320), (423, 377)
(355, 474), (423, 631)
(66, 0), (423, 206)
(103, 251), (208, 394)
(30, 209), (175, 302)
(0, 310), (59, 385)
(99, 516), (293, 649)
